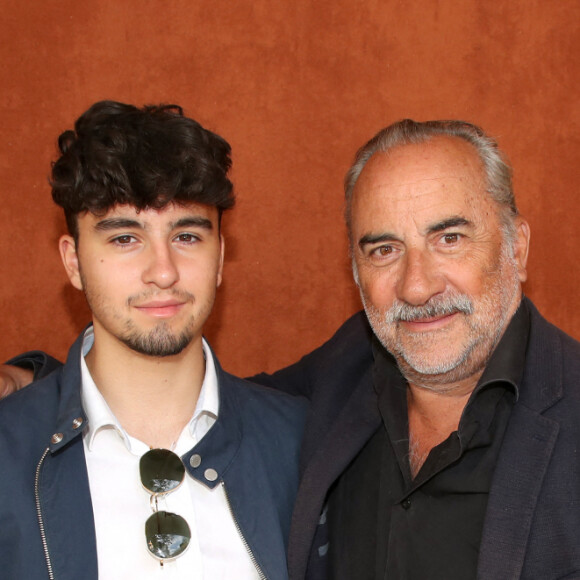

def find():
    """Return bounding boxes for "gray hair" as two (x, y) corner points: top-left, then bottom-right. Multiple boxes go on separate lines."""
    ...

(344, 120), (519, 245)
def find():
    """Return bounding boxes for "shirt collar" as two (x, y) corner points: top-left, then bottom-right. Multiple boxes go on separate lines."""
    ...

(80, 326), (219, 453)
(475, 298), (530, 399)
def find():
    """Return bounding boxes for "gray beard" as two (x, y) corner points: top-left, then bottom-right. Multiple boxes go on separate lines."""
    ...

(361, 245), (521, 389)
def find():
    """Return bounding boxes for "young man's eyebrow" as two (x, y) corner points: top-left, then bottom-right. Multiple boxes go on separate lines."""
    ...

(170, 216), (214, 230)
(94, 218), (142, 231)
(93, 216), (214, 232)
(427, 216), (472, 234)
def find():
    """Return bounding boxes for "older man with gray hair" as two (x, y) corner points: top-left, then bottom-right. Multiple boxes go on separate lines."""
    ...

(270, 119), (580, 580)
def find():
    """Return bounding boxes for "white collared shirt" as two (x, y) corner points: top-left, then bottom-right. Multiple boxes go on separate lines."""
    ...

(80, 328), (260, 579)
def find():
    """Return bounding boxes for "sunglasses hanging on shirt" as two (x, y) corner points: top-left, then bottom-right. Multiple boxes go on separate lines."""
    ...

(140, 448), (192, 565)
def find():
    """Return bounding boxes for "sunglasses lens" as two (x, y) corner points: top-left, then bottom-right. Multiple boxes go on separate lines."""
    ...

(145, 511), (191, 560)
(140, 448), (185, 494)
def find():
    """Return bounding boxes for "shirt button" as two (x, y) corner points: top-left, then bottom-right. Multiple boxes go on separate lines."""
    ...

(189, 454), (202, 468)
(401, 498), (412, 510)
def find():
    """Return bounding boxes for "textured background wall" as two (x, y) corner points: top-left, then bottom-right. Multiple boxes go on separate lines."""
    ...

(1, 1), (578, 376)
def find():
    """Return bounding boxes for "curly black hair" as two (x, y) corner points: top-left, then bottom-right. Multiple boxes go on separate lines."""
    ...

(51, 100), (235, 239)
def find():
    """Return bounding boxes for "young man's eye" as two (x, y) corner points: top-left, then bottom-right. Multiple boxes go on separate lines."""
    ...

(112, 235), (136, 245)
(175, 233), (199, 243)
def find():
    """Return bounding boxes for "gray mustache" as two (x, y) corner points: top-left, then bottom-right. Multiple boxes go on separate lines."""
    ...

(385, 294), (474, 323)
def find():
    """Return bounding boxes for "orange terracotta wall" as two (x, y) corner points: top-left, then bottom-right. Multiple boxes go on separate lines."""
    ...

(1, 1), (579, 376)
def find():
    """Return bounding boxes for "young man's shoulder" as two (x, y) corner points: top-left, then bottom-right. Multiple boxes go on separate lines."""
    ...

(221, 370), (309, 418)
(218, 370), (309, 448)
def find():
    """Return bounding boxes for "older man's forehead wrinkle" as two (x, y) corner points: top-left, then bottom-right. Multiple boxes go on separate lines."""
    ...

(383, 174), (473, 188)
(361, 174), (475, 208)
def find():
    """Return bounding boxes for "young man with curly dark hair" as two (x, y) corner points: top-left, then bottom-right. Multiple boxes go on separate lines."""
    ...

(0, 101), (306, 580)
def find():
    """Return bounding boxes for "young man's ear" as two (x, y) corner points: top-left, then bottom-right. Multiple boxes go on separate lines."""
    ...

(59, 235), (83, 290)
(216, 234), (225, 287)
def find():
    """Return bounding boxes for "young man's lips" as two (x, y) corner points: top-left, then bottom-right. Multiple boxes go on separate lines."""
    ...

(400, 312), (459, 331)
(134, 301), (185, 318)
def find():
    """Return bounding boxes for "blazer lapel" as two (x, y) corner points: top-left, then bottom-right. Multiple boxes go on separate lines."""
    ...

(477, 300), (564, 580)
(288, 364), (381, 580)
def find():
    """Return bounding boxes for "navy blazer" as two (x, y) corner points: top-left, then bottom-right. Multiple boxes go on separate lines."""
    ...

(255, 298), (580, 580)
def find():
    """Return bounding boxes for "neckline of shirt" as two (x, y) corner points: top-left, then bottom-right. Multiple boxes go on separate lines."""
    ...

(79, 325), (219, 456)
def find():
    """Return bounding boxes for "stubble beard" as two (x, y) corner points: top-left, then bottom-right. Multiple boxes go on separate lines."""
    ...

(361, 243), (522, 391)
(119, 319), (195, 357)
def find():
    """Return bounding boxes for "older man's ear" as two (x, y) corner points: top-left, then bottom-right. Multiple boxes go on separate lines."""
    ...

(513, 216), (531, 283)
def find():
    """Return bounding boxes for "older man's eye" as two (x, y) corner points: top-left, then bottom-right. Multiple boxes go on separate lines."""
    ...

(374, 245), (393, 256)
(443, 233), (460, 244)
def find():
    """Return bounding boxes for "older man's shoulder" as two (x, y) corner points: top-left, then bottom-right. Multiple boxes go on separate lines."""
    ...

(527, 299), (580, 354)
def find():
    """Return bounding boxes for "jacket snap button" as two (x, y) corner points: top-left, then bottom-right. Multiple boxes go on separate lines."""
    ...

(190, 454), (201, 468)
(51, 433), (64, 444)
(72, 417), (83, 429)
(204, 468), (218, 482)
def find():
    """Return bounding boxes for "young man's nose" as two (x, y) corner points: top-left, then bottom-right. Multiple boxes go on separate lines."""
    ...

(141, 244), (180, 288)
